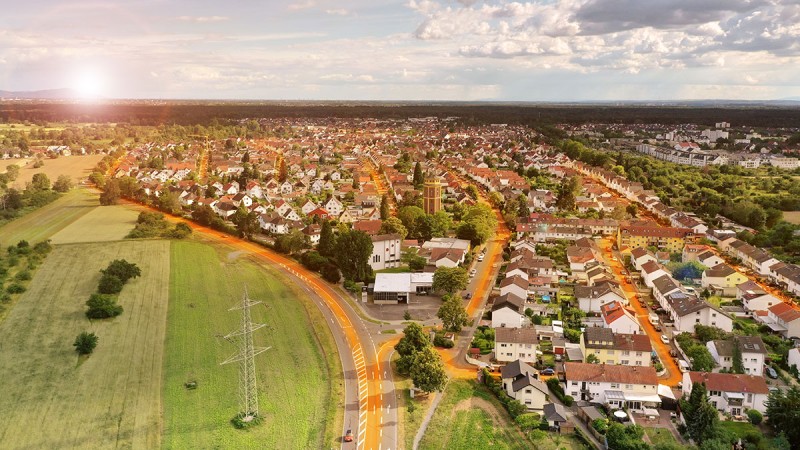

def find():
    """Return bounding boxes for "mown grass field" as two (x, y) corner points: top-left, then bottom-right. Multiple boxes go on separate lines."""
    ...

(0, 240), (171, 448)
(162, 241), (341, 449)
(4, 154), (103, 189)
(0, 188), (98, 246)
(644, 426), (678, 446)
(50, 204), (139, 244)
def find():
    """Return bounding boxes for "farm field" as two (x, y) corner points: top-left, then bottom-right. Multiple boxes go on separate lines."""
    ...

(3, 154), (103, 188)
(0, 188), (98, 246)
(50, 204), (139, 244)
(162, 241), (341, 449)
(783, 211), (800, 225)
(0, 240), (171, 448)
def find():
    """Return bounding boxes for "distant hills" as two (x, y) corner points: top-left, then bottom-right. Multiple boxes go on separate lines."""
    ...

(0, 88), (80, 100)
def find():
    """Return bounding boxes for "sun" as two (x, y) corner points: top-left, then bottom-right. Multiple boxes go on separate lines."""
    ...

(72, 68), (105, 99)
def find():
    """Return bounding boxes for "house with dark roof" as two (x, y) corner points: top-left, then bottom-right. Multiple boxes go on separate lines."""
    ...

(500, 360), (549, 410)
(701, 263), (748, 297)
(543, 403), (569, 429)
(681, 372), (769, 414)
(576, 280), (626, 313)
(499, 275), (529, 300)
(580, 327), (651, 367)
(664, 291), (732, 333)
(492, 293), (526, 329)
(706, 335), (766, 375)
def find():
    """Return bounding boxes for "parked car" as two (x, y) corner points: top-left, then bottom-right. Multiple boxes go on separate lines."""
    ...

(463, 293), (472, 300)
(344, 429), (353, 442)
(469, 268), (477, 277)
(661, 335), (670, 344)
(765, 366), (778, 379)
(477, 253), (485, 262)
(540, 368), (555, 376)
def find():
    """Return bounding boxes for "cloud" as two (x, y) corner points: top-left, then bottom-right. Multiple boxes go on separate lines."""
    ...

(325, 9), (349, 16)
(176, 16), (230, 23)
(288, 1), (316, 11)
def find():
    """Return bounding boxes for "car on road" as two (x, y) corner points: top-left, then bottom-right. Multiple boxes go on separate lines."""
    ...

(661, 335), (670, 344)
(463, 293), (472, 300)
(470, 268), (477, 277)
(540, 368), (555, 376)
(765, 365), (778, 379)
(344, 429), (353, 442)
(477, 253), (485, 262)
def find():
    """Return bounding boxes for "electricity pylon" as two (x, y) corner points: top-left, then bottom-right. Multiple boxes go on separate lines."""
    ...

(221, 286), (270, 422)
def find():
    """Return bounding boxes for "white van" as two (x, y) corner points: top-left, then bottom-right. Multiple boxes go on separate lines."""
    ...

(678, 360), (689, 373)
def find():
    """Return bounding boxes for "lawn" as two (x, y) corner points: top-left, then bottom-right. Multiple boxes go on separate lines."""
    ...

(719, 420), (760, 439)
(50, 203), (139, 244)
(376, 266), (411, 273)
(0, 240), (171, 449)
(4, 154), (103, 189)
(418, 380), (531, 450)
(162, 241), (342, 449)
(0, 188), (98, 246)
(644, 427), (678, 446)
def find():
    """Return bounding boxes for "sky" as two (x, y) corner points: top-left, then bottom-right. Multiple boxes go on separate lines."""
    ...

(1, 0), (799, 101)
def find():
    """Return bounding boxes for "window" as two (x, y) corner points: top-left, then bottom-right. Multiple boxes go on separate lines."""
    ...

(623, 351), (630, 356)
(608, 350), (615, 355)
(611, 383), (619, 388)
(696, 318), (700, 323)
(622, 360), (630, 365)
(500, 344), (507, 348)
(525, 389), (532, 394)
(747, 393), (753, 402)
(572, 382), (578, 386)
(625, 384), (632, 389)
(712, 313), (716, 317)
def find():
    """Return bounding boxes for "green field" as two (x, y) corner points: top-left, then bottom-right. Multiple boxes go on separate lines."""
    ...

(0, 240), (171, 448)
(644, 427), (678, 446)
(162, 241), (342, 449)
(0, 188), (98, 246)
(4, 154), (103, 189)
(50, 204), (139, 244)
(419, 380), (531, 450)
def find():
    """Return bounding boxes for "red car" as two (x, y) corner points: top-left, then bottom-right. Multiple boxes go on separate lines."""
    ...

(344, 429), (353, 442)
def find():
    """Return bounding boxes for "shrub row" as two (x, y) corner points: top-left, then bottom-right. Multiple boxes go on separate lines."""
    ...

(86, 259), (141, 319)
(546, 377), (574, 406)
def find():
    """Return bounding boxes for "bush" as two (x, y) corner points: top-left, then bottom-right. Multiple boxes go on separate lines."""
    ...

(73, 331), (98, 355)
(343, 279), (360, 293)
(747, 409), (763, 425)
(6, 283), (26, 294)
(563, 395), (574, 406)
(433, 334), (454, 348)
(98, 273), (123, 294)
(15, 271), (31, 281)
(86, 293), (123, 319)
(102, 259), (141, 284)
(506, 399), (527, 419)
(592, 418), (609, 434)
(321, 264), (341, 283)
(166, 222), (192, 239)
(300, 251), (328, 272)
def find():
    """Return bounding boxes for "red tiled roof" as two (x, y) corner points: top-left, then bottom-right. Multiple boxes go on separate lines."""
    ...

(687, 372), (769, 394)
(565, 362), (658, 385)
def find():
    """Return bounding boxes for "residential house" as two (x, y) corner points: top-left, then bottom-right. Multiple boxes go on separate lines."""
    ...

(600, 301), (641, 335)
(301, 200), (319, 215)
(706, 335), (767, 375)
(616, 225), (694, 255)
(631, 247), (657, 271)
(324, 197), (344, 216)
(499, 276), (529, 301)
(303, 224), (322, 245)
(575, 281), (627, 313)
(763, 302), (800, 339)
(701, 264), (749, 297)
(681, 372), (769, 415)
(495, 328), (539, 364)
(736, 281), (780, 313)
(664, 291), (733, 333)
(640, 260), (669, 289)
(492, 293), (527, 329)
(542, 403), (569, 429)
(579, 327), (651, 367)
(564, 362), (661, 410)
(500, 360), (549, 410)
(369, 234), (402, 271)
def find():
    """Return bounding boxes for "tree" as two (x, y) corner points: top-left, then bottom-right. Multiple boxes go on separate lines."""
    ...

(379, 216), (408, 241)
(157, 189), (181, 214)
(395, 323), (430, 374)
(5, 164), (19, 182)
(102, 259), (141, 284)
(401, 248), (427, 271)
(73, 331), (98, 355)
(318, 220), (336, 257)
(232, 205), (259, 238)
(466, 185), (478, 200)
(100, 178), (121, 205)
(98, 273), (124, 295)
(275, 229), (308, 255)
(380, 194), (390, 220)
(746, 409), (762, 425)
(277, 158), (288, 182)
(413, 214), (435, 241)
(680, 382), (719, 445)
(694, 325), (730, 343)
(30, 173), (51, 191)
(334, 229), (373, 282)
(686, 345), (714, 372)
(413, 161), (424, 189)
(85, 293), (123, 319)
(432, 267), (468, 295)
(731, 342), (744, 374)
(586, 353), (600, 364)
(410, 346), (447, 393)
(430, 211), (452, 237)
(398, 205), (425, 237)
(605, 423), (649, 450)
(765, 386), (800, 449)
(556, 176), (580, 211)
(437, 294), (469, 332)
(53, 174), (72, 192)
